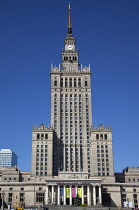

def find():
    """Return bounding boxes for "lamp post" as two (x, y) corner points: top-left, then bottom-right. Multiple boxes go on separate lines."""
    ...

(127, 198), (129, 209)
(1, 191), (5, 210)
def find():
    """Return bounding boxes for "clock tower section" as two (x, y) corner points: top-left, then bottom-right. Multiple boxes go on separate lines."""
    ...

(50, 4), (92, 176)
(62, 4), (79, 72)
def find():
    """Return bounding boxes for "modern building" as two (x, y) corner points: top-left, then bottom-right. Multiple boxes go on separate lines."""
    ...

(0, 149), (17, 167)
(0, 4), (139, 209)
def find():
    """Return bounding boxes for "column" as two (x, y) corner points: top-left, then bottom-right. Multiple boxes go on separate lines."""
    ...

(76, 185), (78, 197)
(81, 185), (84, 204)
(45, 185), (49, 205)
(52, 185), (54, 204)
(87, 185), (90, 206)
(99, 186), (102, 204)
(57, 185), (60, 205)
(63, 185), (66, 205)
(93, 186), (96, 206)
(69, 185), (72, 205)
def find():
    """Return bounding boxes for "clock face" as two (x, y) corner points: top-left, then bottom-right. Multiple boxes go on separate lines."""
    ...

(67, 45), (74, 51)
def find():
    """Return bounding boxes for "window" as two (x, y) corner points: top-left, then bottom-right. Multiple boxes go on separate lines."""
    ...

(85, 81), (87, 87)
(105, 134), (107, 139)
(122, 194), (126, 202)
(8, 193), (13, 203)
(54, 80), (57, 87)
(36, 193), (44, 202)
(96, 134), (99, 140)
(78, 78), (81, 87)
(70, 78), (72, 87)
(20, 193), (24, 202)
(45, 134), (48, 139)
(65, 78), (68, 87)
(74, 78), (76, 87)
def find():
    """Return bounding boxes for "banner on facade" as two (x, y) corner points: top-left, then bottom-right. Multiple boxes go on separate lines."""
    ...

(60, 188), (64, 198)
(77, 188), (82, 198)
(66, 188), (70, 198)
(72, 188), (76, 198)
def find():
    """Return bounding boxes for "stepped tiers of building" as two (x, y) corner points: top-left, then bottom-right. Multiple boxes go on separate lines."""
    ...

(0, 4), (138, 210)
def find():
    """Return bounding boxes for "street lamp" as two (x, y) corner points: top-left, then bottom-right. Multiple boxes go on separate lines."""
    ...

(1, 191), (5, 210)
(127, 198), (129, 209)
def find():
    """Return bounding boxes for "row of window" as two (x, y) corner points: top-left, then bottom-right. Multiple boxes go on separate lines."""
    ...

(98, 158), (109, 162)
(37, 134), (48, 140)
(8, 193), (24, 203)
(0, 187), (24, 191)
(122, 188), (138, 192)
(36, 145), (48, 148)
(128, 178), (139, 182)
(97, 149), (108, 153)
(96, 134), (107, 140)
(54, 78), (88, 88)
(60, 93), (88, 98)
(2, 192), (45, 203)
(36, 167), (47, 171)
(98, 162), (109, 167)
(36, 172), (47, 176)
(122, 194), (138, 208)
(98, 172), (109, 176)
(36, 158), (47, 161)
(63, 56), (77, 61)
(97, 145), (108, 148)
(98, 167), (109, 171)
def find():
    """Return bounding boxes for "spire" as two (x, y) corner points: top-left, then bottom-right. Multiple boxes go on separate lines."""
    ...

(67, 3), (72, 36)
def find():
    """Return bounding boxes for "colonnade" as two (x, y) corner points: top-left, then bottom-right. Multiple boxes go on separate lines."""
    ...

(45, 184), (102, 206)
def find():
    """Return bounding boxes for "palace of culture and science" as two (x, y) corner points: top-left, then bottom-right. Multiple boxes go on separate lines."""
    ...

(0, 5), (139, 209)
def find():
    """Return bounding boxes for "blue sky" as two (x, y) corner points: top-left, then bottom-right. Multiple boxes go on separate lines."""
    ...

(0, 0), (139, 172)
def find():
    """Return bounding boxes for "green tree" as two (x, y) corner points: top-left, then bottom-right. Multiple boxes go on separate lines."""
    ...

(74, 194), (81, 206)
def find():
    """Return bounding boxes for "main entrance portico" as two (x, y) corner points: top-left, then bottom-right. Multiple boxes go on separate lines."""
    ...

(45, 179), (102, 206)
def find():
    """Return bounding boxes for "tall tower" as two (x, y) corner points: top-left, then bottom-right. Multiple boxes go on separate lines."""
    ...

(51, 4), (92, 176)
(31, 4), (114, 180)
